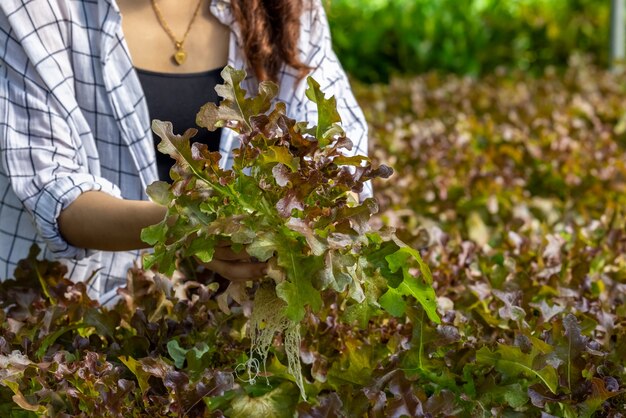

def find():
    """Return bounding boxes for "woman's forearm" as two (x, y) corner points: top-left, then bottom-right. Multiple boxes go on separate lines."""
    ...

(58, 191), (167, 251)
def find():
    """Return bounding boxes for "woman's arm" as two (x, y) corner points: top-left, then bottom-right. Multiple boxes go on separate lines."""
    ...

(58, 191), (267, 281)
(57, 191), (166, 252)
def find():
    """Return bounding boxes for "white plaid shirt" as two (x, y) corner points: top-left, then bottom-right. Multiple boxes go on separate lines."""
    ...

(0, 0), (368, 304)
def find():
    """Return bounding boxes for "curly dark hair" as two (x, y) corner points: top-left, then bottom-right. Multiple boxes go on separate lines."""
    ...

(230, 0), (312, 82)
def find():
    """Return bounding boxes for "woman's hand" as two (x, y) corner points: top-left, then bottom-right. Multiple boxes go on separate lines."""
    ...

(202, 241), (267, 282)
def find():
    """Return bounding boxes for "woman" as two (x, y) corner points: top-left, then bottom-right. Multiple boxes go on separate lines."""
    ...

(0, 0), (368, 305)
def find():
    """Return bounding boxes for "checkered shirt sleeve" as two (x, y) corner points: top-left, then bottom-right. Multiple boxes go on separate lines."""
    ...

(0, 0), (156, 303)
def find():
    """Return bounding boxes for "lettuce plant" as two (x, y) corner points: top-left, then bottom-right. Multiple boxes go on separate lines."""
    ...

(141, 66), (439, 398)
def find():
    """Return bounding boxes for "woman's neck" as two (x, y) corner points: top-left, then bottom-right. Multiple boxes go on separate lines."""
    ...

(117, 0), (230, 74)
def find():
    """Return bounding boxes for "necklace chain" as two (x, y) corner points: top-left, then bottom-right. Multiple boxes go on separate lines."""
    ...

(151, 0), (203, 65)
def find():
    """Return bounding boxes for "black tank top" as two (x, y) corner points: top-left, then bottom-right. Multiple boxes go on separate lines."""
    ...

(136, 67), (224, 181)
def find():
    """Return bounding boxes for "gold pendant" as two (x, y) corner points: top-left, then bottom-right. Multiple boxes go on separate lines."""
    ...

(173, 49), (186, 65)
(173, 42), (186, 65)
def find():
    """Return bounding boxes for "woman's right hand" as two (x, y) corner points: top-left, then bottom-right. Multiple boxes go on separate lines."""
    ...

(202, 241), (267, 283)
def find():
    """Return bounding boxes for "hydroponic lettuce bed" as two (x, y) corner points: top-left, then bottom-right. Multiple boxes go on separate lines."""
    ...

(1, 60), (626, 417)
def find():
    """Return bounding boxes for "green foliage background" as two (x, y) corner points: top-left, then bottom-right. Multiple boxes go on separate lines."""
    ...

(327, 0), (609, 82)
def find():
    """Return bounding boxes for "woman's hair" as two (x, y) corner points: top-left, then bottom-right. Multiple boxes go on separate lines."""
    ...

(230, 0), (311, 82)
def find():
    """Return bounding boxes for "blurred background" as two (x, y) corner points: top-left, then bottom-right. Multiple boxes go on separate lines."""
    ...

(319, 7), (626, 413)
(326, 0), (609, 83)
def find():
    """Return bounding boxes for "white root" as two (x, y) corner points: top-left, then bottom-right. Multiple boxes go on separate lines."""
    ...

(239, 284), (307, 400)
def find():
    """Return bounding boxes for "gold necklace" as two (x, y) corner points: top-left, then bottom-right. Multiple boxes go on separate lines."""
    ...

(150, 0), (203, 65)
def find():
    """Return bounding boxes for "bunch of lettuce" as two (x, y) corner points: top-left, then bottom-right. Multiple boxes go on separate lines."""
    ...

(142, 66), (439, 398)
